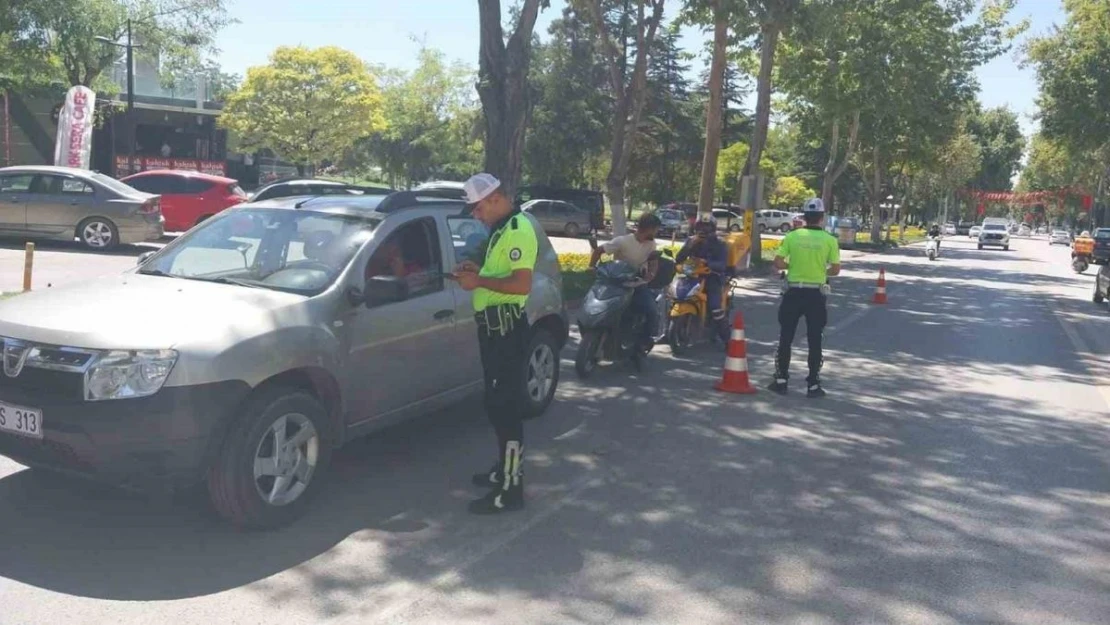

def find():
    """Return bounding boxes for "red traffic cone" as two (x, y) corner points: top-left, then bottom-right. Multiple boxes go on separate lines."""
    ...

(715, 311), (757, 395)
(871, 268), (888, 305)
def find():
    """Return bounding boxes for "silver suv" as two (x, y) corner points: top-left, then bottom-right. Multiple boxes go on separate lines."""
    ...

(0, 191), (567, 528)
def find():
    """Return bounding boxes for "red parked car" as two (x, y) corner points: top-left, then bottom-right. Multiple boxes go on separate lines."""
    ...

(121, 170), (247, 232)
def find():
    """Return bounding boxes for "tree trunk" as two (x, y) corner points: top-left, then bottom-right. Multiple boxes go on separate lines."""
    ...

(577, 0), (665, 234)
(869, 146), (883, 242)
(740, 23), (779, 263)
(821, 110), (860, 213)
(696, 4), (729, 219)
(743, 24), (779, 178)
(477, 0), (543, 198)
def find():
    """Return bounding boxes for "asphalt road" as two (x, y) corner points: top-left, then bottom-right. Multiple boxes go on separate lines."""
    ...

(1, 235), (1108, 624)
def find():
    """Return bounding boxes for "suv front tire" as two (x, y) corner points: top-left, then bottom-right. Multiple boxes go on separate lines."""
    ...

(208, 387), (332, 529)
(522, 327), (560, 419)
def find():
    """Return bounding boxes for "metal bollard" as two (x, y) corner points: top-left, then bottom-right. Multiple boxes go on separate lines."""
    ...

(22, 242), (33, 291)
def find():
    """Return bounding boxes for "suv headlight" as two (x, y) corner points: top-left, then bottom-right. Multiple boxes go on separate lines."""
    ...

(84, 349), (178, 401)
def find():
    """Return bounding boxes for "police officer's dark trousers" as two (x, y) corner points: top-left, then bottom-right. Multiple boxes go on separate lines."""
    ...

(472, 303), (529, 511)
(773, 288), (827, 384)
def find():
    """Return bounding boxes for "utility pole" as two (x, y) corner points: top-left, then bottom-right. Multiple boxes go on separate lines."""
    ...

(126, 18), (135, 175)
(96, 18), (136, 175)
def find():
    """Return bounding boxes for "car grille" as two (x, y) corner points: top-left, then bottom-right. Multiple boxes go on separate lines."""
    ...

(0, 368), (85, 400)
(984, 234), (1003, 240)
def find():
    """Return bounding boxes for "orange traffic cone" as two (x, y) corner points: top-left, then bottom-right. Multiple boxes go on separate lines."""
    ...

(715, 311), (757, 395)
(872, 268), (888, 305)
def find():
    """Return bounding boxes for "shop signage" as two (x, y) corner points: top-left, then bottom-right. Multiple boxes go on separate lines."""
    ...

(115, 156), (227, 177)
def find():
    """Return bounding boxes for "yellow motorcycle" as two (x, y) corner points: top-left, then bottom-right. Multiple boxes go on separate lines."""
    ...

(665, 259), (734, 356)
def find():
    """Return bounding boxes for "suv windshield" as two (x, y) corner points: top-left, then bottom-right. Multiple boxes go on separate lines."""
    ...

(983, 224), (1006, 231)
(139, 208), (376, 294)
(1095, 229), (1110, 239)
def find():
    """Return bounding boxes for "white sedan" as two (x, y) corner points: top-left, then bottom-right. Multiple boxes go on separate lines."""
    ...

(969, 226), (982, 238)
(1050, 230), (1072, 245)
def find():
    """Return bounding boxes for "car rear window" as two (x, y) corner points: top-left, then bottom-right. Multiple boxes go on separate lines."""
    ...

(1095, 229), (1110, 239)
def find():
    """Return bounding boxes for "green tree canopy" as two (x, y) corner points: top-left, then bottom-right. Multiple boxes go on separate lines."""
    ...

(220, 46), (387, 173)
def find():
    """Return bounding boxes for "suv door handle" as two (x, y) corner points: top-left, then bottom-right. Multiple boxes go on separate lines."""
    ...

(433, 309), (454, 320)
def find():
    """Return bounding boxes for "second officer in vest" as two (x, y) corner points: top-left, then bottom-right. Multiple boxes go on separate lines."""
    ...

(768, 198), (841, 398)
(454, 173), (538, 514)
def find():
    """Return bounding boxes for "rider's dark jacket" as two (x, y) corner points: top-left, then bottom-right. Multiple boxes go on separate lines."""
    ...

(676, 235), (728, 273)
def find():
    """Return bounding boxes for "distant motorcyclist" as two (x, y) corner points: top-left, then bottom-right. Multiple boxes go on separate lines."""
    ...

(928, 223), (941, 249)
(589, 212), (662, 349)
(675, 216), (730, 344)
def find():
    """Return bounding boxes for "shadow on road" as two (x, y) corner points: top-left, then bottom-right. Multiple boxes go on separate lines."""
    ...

(0, 240), (1107, 623)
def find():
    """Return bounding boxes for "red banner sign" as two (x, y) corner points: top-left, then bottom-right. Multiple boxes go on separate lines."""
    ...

(115, 156), (226, 177)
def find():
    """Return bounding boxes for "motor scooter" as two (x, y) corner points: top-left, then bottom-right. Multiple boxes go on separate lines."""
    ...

(1072, 235), (1094, 273)
(665, 258), (734, 355)
(926, 236), (940, 261)
(574, 238), (653, 378)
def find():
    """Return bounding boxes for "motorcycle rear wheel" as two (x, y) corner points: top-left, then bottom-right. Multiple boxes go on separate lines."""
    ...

(575, 330), (603, 379)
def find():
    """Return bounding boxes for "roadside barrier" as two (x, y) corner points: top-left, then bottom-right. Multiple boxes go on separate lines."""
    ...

(715, 310), (757, 395)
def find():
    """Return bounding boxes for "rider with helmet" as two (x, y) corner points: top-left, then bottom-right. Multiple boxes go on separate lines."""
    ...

(675, 216), (731, 344)
(928, 223), (941, 249)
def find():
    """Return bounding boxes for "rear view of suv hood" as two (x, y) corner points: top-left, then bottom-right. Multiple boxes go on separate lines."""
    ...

(0, 274), (305, 350)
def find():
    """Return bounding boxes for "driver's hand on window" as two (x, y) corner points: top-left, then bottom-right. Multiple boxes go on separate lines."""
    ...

(456, 260), (479, 274)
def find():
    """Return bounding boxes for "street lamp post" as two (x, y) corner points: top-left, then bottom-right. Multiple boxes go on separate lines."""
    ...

(96, 18), (135, 176)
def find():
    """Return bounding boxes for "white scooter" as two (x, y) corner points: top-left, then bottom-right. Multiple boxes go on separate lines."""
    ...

(926, 236), (940, 261)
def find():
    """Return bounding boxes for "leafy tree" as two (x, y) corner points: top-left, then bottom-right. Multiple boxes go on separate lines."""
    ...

(356, 46), (480, 187)
(769, 175), (814, 209)
(966, 105), (1025, 192)
(477, 0), (548, 197)
(525, 7), (611, 187)
(573, 0), (667, 234)
(220, 46), (387, 174)
(0, 0), (65, 94)
(628, 20), (705, 206)
(1028, 0), (1110, 154)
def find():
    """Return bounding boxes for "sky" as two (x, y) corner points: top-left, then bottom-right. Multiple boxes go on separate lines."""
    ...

(214, 0), (1064, 138)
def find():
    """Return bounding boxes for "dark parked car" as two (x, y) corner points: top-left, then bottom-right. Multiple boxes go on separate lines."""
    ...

(251, 178), (392, 203)
(1092, 228), (1110, 265)
(522, 199), (592, 237)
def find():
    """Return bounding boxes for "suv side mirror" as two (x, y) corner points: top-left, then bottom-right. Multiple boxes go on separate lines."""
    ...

(137, 251), (155, 265)
(363, 275), (408, 307)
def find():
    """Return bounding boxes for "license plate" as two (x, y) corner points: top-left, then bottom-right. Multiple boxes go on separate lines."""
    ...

(0, 400), (43, 440)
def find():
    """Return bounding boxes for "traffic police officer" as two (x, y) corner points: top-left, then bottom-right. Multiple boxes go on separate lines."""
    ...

(768, 198), (841, 398)
(454, 173), (538, 514)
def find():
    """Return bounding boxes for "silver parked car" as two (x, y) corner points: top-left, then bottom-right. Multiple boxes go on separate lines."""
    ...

(521, 199), (591, 237)
(0, 165), (164, 250)
(0, 191), (567, 528)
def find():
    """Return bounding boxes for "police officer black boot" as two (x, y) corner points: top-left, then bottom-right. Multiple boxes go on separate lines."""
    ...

(768, 377), (789, 395)
(806, 380), (826, 398)
(468, 441), (524, 514)
(471, 462), (503, 488)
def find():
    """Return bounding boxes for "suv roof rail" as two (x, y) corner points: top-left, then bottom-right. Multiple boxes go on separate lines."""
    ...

(376, 190), (466, 213)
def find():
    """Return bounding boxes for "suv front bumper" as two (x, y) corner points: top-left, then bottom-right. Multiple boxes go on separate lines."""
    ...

(0, 381), (250, 492)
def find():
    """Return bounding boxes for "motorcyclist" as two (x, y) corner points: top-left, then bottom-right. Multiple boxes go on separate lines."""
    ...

(675, 216), (731, 344)
(928, 223), (941, 249)
(589, 212), (662, 350)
